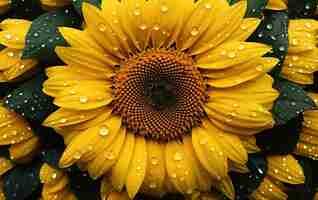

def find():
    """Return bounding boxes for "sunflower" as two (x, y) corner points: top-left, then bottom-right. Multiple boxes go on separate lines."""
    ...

(40, 163), (77, 200)
(40, 0), (72, 10)
(249, 155), (305, 200)
(0, 0), (10, 15)
(0, 103), (40, 163)
(294, 92), (318, 160)
(43, 0), (279, 199)
(0, 19), (38, 82)
(281, 19), (318, 85)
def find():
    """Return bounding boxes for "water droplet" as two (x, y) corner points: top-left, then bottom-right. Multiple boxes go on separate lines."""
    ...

(190, 27), (199, 36)
(4, 34), (12, 40)
(153, 24), (160, 31)
(266, 24), (273, 30)
(205, 3), (212, 9)
(51, 173), (57, 179)
(149, 182), (157, 189)
(7, 52), (14, 57)
(133, 9), (141, 16)
(98, 23), (107, 32)
(279, 46), (285, 51)
(139, 24), (147, 30)
(99, 126), (109, 136)
(59, 118), (67, 123)
(79, 96), (88, 103)
(161, 5), (168, 13)
(228, 52), (236, 58)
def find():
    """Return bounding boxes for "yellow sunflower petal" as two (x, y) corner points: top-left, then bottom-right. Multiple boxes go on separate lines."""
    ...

(239, 136), (261, 153)
(40, 0), (72, 10)
(177, 0), (229, 51)
(118, 0), (153, 51)
(208, 75), (278, 109)
(183, 136), (212, 191)
(215, 176), (235, 200)
(59, 115), (121, 167)
(55, 47), (117, 72)
(54, 82), (113, 110)
(249, 177), (288, 200)
(266, 0), (287, 10)
(126, 136), (147, 199)
(192, 125), (228, 180)
(43, 107), (105, 128)
(9, 136), (40, 162)
(40, 163), (64, 185)
(107, 191), (130, 200)
(0, 19), (31, 49)
(43, 66), (111, 97)
(288, 20), (318, 53)
(100, 0), (133, 53)
(111, 130), (135, 191)
(204, 57), (278, 88)
(205, 99), (274, 135)
(141, 140), (166, 194)
(267, 155), (305, 184)
(165, 141), (197, 195)
(0, 107), (34, 145)
(195, 42), (271, 70)
(0, 157), (14, 175)
(58, 27), (104, 52)
(145, 0), (193, 48)
(190, 1), (247, 55)
(87, 128), (126, 179)
(82, 2), (128, 59)
(225, 18), (261, 42)
(202, 122), (248, 165)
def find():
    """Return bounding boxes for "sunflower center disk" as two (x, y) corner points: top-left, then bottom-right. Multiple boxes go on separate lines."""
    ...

(113, 50), (206, 141)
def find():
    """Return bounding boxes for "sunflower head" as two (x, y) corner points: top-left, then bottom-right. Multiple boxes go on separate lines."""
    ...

(113, 49), (207, 141)
(43, 0), (280, 199)
(0, 19), (38, 82)
(281, 19), (318, 85)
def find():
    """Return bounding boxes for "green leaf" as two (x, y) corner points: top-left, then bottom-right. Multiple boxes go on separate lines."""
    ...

(72, 0), (101, 16)
(22, 8), (81, 63)
(4, 73), (58, 123)
(3, 162), (42, 200)
(273, 79), (316, 125)
(230, 154), (267, 199)
(9, 0), (44, 20)
(288, 0), (317, 19)
(245, 0), (268, 17)
(227, 0), (268, 17)
(256, 114), (302, 154)
(248, 10), (289, 78)
(68, 167), (101, 200)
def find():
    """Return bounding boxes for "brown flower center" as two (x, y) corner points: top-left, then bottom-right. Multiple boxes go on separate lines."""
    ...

(113, 50), (206, 141)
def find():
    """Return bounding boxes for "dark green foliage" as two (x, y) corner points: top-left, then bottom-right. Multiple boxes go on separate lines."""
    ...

(288, 0), (317, 19)
(273, 79), (315, 125)
(22, 8), (81, 63)
(4, 73), (58, 123)
(256, 114), (302, 154)
(3, 162), (42, 200)
(68, 167), (101, 200)
(248, 10), (289, 77)
(230, 154), (267, 199)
